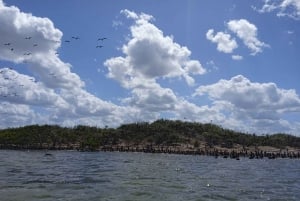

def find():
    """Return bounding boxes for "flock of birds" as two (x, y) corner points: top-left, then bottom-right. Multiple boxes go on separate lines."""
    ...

(3, 35), (108, 55)
(0, 67), (34, 98)
(0, 35), (108, 99)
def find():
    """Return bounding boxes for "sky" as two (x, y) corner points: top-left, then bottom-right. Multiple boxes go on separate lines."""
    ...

(0, 0), (300, 135)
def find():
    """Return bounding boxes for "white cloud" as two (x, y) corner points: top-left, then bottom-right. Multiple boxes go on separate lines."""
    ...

(174, 100), (226, 123)
(254, 0), (300, 20)
(194, 75), (300, 133)
(124, 86), (177, 112)
(104, 10), (209, 123)
(0, 101), (38, 128)
(206, 29), (238, 53)
(0, 68), (68, 108)
(195, 75), (300, 112)
(207, 19), (268, 56)
(0, 1), (84, 89)
(0, 2), (61, 61)
(227, 19), (268, 55)
(232, 55), (243, 60)
(105, 9), (206, 88)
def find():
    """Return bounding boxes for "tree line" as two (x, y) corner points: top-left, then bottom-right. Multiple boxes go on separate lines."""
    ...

(0, 119), (299, 150)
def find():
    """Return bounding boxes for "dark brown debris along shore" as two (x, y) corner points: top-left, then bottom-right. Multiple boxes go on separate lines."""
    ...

(99, 145), (300, 160)
(1, 144), (300, 160)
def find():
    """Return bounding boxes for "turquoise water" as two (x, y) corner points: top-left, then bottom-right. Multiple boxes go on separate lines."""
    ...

(0, 150), (299, 201)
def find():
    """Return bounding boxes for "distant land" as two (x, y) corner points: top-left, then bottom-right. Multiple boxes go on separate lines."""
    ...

(0, 119), (300, 159)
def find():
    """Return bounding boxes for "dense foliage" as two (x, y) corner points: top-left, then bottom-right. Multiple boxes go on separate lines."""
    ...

(0, 119), (299, 150)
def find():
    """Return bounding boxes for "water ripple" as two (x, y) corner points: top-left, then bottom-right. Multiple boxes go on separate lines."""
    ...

(0, 150), (299, 201)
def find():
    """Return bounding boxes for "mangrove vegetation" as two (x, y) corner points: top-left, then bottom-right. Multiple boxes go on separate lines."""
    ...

(0, 119), (299, 152)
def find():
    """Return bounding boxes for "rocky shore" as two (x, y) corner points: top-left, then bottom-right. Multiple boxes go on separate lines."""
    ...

(98, 145), (300, 159)
(1, 143), (300, 160)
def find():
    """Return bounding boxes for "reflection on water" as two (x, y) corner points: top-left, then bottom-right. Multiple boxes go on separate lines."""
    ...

(0, 150), (299, 201)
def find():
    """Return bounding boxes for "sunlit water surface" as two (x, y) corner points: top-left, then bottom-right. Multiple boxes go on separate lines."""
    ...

(0, 150), (299, 201)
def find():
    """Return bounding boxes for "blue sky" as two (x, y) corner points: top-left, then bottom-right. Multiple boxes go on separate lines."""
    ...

(0, 0), (300, 135)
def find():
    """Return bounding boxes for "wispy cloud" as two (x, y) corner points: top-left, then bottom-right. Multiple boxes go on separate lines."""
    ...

(232, 55), (243, 60)
(254, 0), (300, 20)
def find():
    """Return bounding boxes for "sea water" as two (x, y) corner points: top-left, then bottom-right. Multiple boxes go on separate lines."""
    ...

(0, 150), (299, 201)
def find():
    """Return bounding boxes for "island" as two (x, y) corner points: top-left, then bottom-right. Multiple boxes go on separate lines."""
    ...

(0, 119), (299, 159)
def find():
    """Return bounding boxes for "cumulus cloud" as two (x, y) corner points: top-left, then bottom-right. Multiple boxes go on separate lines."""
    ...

(254, 0), (300, 20)
(206, 29), (238, 53)
(0, 2), (84, 89)
(104, 9), (208, 122)
(195, 75), (300, 112)
(0, 68), (68, 107)
(227, 19), (269, 55)
(0, 101), (38, 128)
(105, 9), (206, 88)
(207, 19), (268, 56)
(123, 85), (177, 112)
(194, 75), (300, 133)
(0, 1), (130, 128)
(104, 9), (210, 123)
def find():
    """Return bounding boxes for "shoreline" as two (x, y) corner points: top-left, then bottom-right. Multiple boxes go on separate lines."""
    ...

(1, 144), (300, 160)
(98, 145), (300, 159)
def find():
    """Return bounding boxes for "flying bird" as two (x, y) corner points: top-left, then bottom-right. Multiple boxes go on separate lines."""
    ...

(10, 48), (14, 51)
(33, 44), (38, 47)
(65, 40), (70, 43)
(4, 43), (11, 46)
(24, 52), (32, 55)
(96, 45), (103, 48)
(25, 37), (32, 39)
(72, 36), (80, 40)
(97, 37), (107, 41)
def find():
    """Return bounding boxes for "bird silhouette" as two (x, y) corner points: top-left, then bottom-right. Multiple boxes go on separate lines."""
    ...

(97, 37), (107, 41)
(25, 37), (32, 39)
(96, 45), (103, 48)
(33, 44), (38, 47)
(10, 48), (14, 51)
(4, 43), (11, 46)
(72, 36), (80, 40)
(65, 40), (70, 43)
